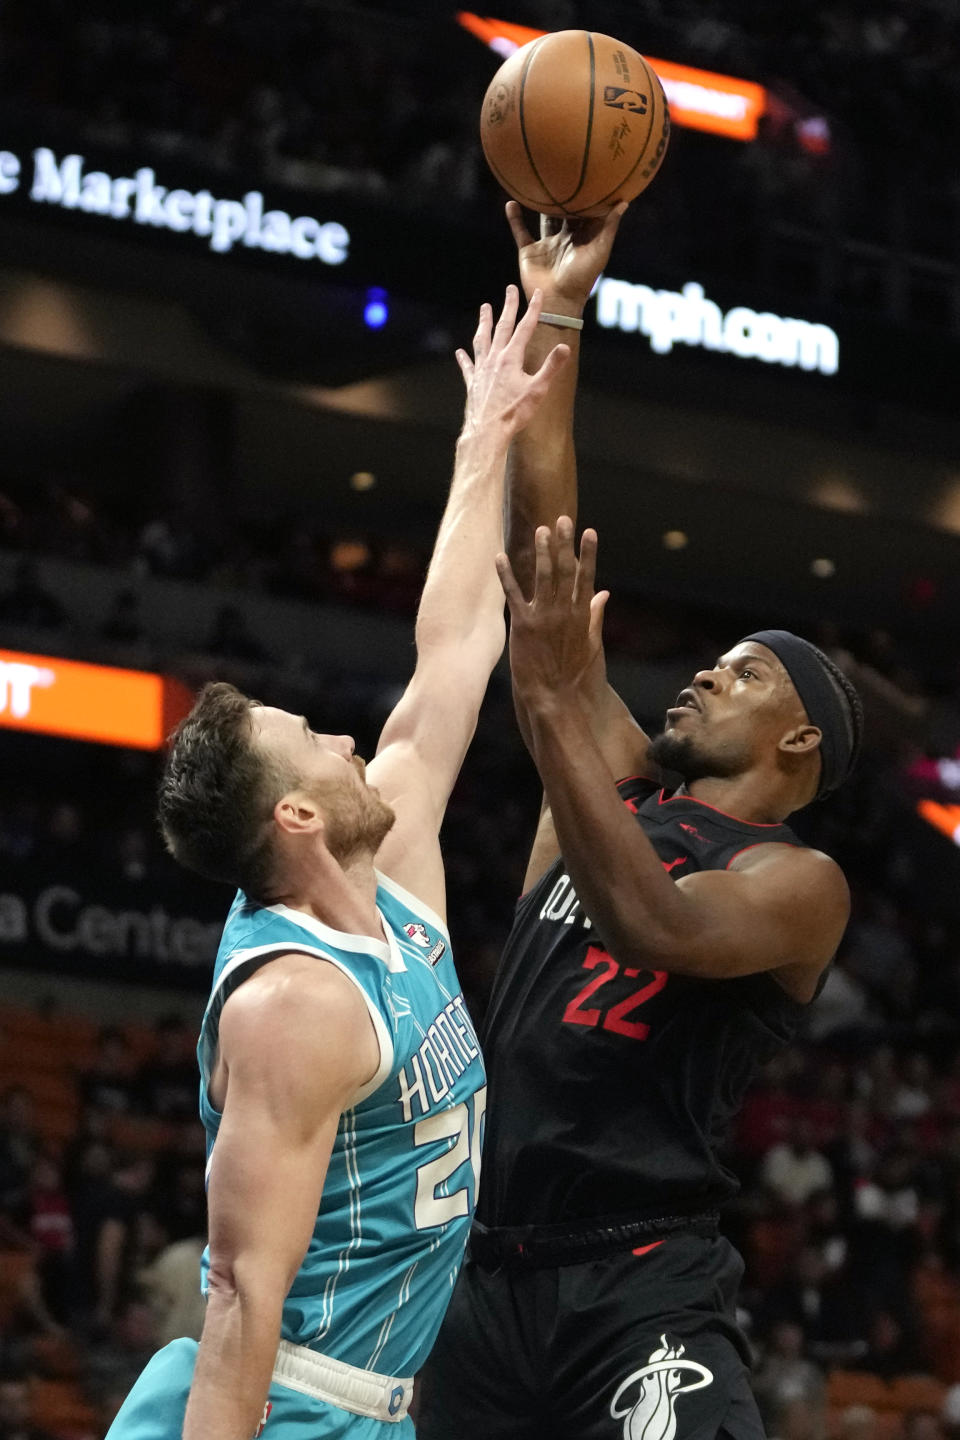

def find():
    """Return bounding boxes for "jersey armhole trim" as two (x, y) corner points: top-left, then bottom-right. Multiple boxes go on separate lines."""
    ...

(374, 869), (450, 944)
(725, 839), (802, 870)
(203, 942), (395, 1108)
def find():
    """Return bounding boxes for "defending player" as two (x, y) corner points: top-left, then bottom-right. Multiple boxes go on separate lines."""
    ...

(417, 211), (861, 1439)
(104, 287), (569, 1440)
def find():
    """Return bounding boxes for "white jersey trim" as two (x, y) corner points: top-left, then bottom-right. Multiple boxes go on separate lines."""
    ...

(265, 903), (407, 973)
(205, 942), (395, 1106)
(374, 870), (450, 944)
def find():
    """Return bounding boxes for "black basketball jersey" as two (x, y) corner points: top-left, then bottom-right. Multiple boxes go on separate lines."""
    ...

(477, 776), (810, 1228)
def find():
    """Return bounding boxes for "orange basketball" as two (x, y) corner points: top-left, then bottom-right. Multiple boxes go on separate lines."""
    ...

(480, 30), (670, 218)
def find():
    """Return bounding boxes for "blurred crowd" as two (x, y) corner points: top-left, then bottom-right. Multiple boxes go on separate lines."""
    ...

(3, 480), (960, 1436)
(0, 1015), (207, 1438)
(0, 0), (956, 325)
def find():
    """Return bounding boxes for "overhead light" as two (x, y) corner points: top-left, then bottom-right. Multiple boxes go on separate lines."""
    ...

(349, 471), (376, 491)
(810, 557), (835, 577)
(662, 530), (688, 550)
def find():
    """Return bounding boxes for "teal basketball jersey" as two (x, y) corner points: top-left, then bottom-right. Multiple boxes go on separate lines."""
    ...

(196, 870), (486, 1379)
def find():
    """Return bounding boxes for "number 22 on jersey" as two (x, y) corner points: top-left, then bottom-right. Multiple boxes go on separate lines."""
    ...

(563, 947), (667, 1040)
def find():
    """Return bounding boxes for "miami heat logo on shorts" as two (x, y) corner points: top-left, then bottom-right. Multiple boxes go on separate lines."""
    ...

(610, 1335), (713, 1440)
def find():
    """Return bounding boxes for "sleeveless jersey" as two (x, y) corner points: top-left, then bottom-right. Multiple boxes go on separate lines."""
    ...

(477, 777), (807, 1228)
(196, 870), (486, 1378)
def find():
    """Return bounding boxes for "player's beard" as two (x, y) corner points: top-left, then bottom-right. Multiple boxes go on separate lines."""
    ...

(648, 729), (748, 783)
(311, 776), (396, 865)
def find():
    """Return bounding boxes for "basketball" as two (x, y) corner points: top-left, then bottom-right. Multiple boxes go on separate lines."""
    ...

(479, 31), (670, 218)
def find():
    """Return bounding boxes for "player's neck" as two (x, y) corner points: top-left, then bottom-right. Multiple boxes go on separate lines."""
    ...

(271, 851), (385, 942)
(685, 772), (794, 825)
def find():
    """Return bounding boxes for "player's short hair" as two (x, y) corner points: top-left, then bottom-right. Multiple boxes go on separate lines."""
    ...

(158, 682), (296, 898)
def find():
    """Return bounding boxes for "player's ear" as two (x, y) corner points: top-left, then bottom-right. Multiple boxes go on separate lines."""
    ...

(778, 724), (821, 759)
(274, 792), (324, 835)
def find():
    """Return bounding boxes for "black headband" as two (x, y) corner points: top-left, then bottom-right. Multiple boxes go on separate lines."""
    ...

(743, 630), (857, 797)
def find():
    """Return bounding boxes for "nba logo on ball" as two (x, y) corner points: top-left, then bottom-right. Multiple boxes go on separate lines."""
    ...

(603, 85), (648, 114)
(609, 1335), (713, 1440)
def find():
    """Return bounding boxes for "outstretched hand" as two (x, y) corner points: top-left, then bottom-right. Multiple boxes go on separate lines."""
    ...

(456, 286), (571, 441)
(506, 201), (628, 315)
(497, 517), (609, 709)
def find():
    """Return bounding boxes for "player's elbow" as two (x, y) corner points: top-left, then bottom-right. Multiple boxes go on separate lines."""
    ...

(416, 608), (505, 675)
(206, 1247), (294, 1310)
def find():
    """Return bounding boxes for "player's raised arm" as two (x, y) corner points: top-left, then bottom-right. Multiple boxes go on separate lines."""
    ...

(183, 957), (379, 1440)
(502, 202), (626, 596)
(367, 286), (569, 917)
(503, 204), (655, 889)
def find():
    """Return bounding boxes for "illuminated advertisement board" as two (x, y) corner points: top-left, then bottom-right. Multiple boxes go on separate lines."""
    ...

(457, 12), (768, 141)
(0, 650), (192, 749)
(0, 144), (350, 263)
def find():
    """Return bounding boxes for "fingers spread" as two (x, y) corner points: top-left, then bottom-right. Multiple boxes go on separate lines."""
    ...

(473, 302), (492, 361)
(555, 516), (577, 600)
(588, 589), (610, 645)
(492, 284), (520, 348)
(495, 551), (523, 607)
(573, 527), (598, 605)
(532, 524), (555, 602)
(512, 286), (543, 348)
(530, 340), (570, 390)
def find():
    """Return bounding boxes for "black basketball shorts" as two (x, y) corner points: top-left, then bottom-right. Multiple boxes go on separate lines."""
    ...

(417, 1233), (764, 1440)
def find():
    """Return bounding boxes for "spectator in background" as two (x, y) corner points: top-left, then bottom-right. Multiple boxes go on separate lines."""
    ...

(138, 1234), (206, 1347)
(202, 602), (265, 662)
(100, 589), (145, 645)
(0, 559), (65, 630)
(754, 1320), (826, 1431)
(0, 1089), (41, 1226)
(37, 803), (85, 869)
(85, 1155), (157, 1331)
(843, 895), (919, 1015)
(852, 1143), (922, 1298)
(854, 1310), (921, 1381)
(763, 1118), (835, 1209)
(769, 1392), (827, 1440)
(0, 1367), (61, 1440)
(154, 1157), (204, 1244)
(0, 796), (40, 864)
(837, 1406), (881, 1440)
(902, 1413), (947, 1440)
(117, 827), (152, 884)
(826, 1100), (879, 1222)
(136, 1018), (196, 1125)
(24, 1151), (74, 1327)
(76, 1030), (138, 1117)
(84, 1299), (157, 1431)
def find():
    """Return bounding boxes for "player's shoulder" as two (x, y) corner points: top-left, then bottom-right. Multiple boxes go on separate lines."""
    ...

(221, 951), (372, 1051)
(729, 840), (849, 909)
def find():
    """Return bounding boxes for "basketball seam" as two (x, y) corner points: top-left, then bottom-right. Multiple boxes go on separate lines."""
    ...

(518, 36), (563, 211)
(568, 55), (665, 216)
(484, 147), (554, 210)
(555, 30), (596, 208)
